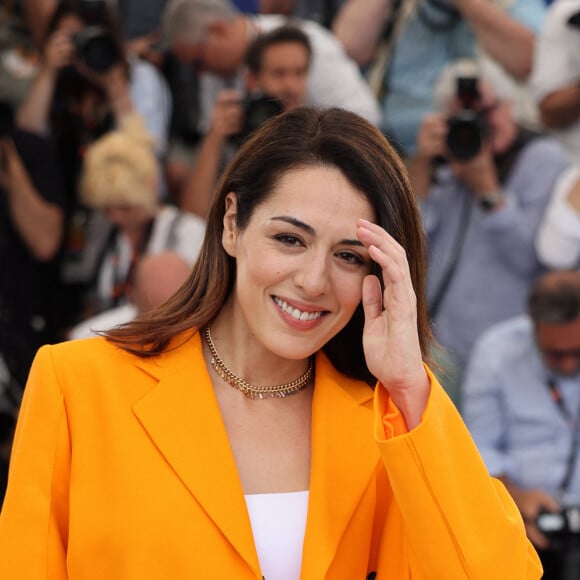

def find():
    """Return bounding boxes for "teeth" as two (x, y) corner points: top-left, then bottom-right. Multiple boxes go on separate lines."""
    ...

(274, 297), (323, 321)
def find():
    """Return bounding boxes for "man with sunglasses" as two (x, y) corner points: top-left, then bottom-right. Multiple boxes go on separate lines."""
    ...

(463, 270), (580, 580)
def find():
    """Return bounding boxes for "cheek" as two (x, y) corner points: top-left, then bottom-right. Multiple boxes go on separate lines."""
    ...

(331, 269), (366, 312)
(237, 248), (286, 287)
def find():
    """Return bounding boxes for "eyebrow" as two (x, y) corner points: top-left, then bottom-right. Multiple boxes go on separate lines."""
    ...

(270, 215), (364, 246)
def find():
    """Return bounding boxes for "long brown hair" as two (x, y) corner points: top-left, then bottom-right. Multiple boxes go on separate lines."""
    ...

(105, 107), (433, 384)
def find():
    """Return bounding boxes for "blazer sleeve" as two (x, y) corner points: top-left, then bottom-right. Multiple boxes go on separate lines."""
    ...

(373, 367), (543, 580)
(0, 345), (70, 579)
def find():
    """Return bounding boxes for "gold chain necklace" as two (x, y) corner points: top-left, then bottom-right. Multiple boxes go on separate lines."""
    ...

(203, 327), (313, 399)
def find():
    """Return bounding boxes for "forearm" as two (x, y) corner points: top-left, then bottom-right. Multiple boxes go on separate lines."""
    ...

(179, 132), (227, 218)
(332, 0), (392, 66)
(539, 85), (580, 129)
(456, 0), (535, 79)
(7, 167), (63, 261)
(376, 380), (542, 578)
(16, 68), (57, 134)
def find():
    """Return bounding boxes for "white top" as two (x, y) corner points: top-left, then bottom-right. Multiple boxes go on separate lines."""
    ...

(97, 205), (205, 308)
(244, 491), (309, 580)
(535, 164), (580, 270)
(530, 0), (580, 159)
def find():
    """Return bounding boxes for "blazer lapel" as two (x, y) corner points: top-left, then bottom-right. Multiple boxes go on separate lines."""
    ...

(132, 332), (260, 576)
(302, 353), (380, 578)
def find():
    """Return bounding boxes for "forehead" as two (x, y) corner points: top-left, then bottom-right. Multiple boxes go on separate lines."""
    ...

(261, 42), (309, 66)
(252, 165), (375, 225)
(536, 318), (580, 347)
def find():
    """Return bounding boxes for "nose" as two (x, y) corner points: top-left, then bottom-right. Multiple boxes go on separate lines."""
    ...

(294, 253), (329, 297)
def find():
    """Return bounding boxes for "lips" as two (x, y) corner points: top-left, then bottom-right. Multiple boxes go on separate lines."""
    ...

(273, 296), (325, 321)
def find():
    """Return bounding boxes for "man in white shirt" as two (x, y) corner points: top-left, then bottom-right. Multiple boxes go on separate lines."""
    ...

(161, 0), (381, 130)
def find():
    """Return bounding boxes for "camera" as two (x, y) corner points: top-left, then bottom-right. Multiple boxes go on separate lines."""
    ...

(71, 26), (120, 74)
(446, 76), (489, 161)
(231, 92), (284, 145)
(537, 507), (580, 538)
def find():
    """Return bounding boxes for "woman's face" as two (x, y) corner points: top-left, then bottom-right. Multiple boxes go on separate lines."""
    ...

(222, 164), (376, 361)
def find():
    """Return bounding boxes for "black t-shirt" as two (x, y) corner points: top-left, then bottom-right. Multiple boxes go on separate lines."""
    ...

(0, 129), (65, 386)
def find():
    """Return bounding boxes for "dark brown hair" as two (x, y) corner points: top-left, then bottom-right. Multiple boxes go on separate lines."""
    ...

(528, 270), (580, 325)
(105, 106), (433, 384)
(245, 24), (312, 76)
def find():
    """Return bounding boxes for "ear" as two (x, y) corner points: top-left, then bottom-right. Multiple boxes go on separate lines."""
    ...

(222, 192), (239, 257)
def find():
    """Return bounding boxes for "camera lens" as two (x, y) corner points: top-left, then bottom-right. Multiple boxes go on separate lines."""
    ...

(446, 110), (485, 161)
(73, 26), (120, 73)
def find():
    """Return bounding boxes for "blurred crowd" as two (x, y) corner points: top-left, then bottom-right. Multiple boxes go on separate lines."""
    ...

(1, 0), (580, 577)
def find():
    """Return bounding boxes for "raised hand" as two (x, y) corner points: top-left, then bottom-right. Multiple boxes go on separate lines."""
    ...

(357, 219), (430, 428)
(208, 90), (245, 141)
(42, 28), (75, 73)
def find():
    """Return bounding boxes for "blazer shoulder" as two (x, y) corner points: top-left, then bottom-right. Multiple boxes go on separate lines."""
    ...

(47, 336), (134, 364)
(35, 337), (144, 387)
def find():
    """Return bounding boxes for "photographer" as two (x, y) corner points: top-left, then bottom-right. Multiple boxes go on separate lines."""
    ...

(333, 0), (545, 156)
(178, 25), (311, 218)
(0, 118), (65, 496)
(531, 0), (580, 160)
(416, 58), (570, 380)
(463, 270), (580, 580)
(15, 0), (171, 333)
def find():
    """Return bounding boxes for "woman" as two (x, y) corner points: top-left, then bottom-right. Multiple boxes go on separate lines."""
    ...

(78, 114), (205, 315)
(0, 107), (541, 579)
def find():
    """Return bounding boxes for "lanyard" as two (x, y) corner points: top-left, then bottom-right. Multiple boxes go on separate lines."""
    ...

(547, 377), (580, 496)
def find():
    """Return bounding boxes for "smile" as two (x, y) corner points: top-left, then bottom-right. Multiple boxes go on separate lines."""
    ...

(273, 297), (324, 321)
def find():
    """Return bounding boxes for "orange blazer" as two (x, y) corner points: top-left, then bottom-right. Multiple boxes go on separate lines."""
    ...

(0, 332), (541, 579)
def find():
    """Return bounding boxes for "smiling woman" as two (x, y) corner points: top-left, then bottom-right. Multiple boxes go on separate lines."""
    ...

(0, 107), (543, 579)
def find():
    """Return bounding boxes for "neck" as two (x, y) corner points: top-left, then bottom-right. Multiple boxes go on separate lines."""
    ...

(208, 306), (312, 388)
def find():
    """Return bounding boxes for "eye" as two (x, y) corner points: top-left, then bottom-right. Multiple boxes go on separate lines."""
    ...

(336, 250), (365, 266)
(273, 233), (304, 247)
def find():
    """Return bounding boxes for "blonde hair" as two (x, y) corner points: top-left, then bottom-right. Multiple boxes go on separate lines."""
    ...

(80, 114), (159, 214)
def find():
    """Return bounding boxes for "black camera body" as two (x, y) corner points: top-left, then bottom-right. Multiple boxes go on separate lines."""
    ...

(537, 507), (580, 538)
(446, 75), (489, 161)
(231, 92), (284, 145)
(71, 26), (120, 74)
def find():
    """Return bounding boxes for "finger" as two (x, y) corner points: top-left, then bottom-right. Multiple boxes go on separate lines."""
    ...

(357, 219), (411, 275)
(357, 222), (417, 319)
(361, 274), (383, 322)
